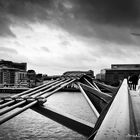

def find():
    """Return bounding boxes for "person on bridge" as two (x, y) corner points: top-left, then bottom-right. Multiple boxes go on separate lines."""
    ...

(129, 74), (138, 90)
(128, 76), (132, 90)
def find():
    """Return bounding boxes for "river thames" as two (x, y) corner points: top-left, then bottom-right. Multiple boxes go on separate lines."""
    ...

(0, 92), (96, 140)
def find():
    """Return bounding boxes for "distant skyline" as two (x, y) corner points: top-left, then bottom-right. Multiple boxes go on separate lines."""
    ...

(0, 0), (140, 75)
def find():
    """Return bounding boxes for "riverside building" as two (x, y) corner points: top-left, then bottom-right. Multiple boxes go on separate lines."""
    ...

(0, 60), (27, 87)
(99, 64), (140, 85)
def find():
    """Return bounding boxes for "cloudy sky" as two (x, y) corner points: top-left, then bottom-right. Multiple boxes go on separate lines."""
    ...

(0, 0), (140, 75)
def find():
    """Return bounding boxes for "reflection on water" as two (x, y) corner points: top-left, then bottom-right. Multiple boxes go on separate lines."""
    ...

(0, 92), (96, 140)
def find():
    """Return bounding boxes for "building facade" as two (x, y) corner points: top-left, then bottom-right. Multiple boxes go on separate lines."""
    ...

(0, 67), (16, 87)
(63, 70), (94, 77)
(0, 60), (27, 87)
(27, 70), (36, 88)
(111, 64), (140, 70)
(99, 64), (140, 86)
(15, 71), (27, 87)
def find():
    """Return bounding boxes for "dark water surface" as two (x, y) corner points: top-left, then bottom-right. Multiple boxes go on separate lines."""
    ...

(0, 92), (96, 140)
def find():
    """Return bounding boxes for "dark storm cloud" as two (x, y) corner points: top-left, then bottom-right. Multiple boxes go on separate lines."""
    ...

(57, 0), (140, 44)
(0, 0), (140, 44)
(0, 0), (52, 19)
(0, 0), (53, 37)
(71, 0), (139, 26)
(0, 15), (16, 37)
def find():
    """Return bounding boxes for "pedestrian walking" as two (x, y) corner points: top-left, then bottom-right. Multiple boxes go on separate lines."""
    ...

(128, 76), (132, 90)
(130, 74), (138, 90)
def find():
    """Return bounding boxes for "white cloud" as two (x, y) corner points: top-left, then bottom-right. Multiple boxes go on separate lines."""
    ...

(0, 21), (140, 75)
(8, 23), (98, 74)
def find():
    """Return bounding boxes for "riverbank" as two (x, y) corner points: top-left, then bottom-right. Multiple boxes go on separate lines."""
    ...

(0, 88), (29, 93)
(0, 87), (79, 94)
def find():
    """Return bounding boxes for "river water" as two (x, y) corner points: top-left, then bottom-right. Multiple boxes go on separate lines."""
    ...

(0, 92), (96, 140)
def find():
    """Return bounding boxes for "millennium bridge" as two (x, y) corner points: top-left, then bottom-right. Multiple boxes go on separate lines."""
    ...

(0, 73), (140, 139)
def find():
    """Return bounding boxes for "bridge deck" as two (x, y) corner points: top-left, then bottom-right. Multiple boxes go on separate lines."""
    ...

(91, 80), (140, 140)
(130, 90), (140, 134)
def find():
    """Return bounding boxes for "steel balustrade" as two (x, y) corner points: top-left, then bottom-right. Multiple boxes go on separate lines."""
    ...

(0, 77), (77, 125)
(0, 79), (61, 108)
